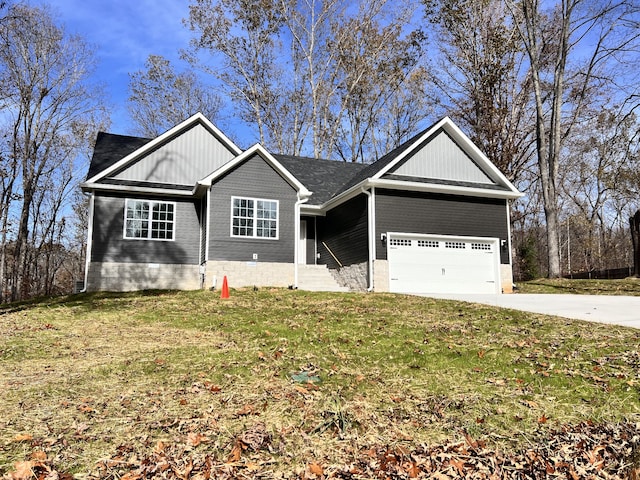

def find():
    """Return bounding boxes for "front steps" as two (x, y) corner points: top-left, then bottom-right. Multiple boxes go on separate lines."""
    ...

(297, 265), (350, 292)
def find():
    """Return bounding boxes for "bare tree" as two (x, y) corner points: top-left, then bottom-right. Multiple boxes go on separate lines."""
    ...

(0, 3), (108, 301)
(184, 0), (429, 161)
(560, 109), (639, 271)
(424, 0), (535, 183)
(184, 0), (286, 148)
(512, 0), (640, 277)
(369, 66), (434, 160)
(330, 3), (426, 162)
(128, 55), (222, 138)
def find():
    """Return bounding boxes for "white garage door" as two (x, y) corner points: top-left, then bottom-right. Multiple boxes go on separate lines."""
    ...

(387, 233), (500, 294)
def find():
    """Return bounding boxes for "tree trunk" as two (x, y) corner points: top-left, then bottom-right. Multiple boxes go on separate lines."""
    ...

(631, 211), (640, 277)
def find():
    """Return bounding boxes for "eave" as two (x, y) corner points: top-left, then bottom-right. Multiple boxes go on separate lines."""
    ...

(80, 182), (196, 198)
(316, 177), (523, 214)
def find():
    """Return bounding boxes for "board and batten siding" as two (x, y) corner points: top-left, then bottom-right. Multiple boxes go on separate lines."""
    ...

(317, 194), (369, 269)
(91, 193), (201, 265)
(390, 129), (494, 185)
(112, 123), (237, 185)
(208, 154), (297, 263)
(375, 189), (510, 264)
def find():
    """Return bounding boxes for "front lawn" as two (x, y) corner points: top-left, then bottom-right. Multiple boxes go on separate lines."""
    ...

(517, 277), (640, 295)
(1, 289), (638, 478)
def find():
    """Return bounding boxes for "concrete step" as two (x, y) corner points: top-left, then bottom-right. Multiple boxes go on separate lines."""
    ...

(297, 265), (350, 292)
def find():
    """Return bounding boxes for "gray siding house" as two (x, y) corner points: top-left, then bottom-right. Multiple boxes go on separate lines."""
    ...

(81, 113), (522, 294)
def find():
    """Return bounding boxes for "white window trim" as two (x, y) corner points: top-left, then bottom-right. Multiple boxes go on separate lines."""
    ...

(123, 199), (177, 241)
(230, 196), (279, 240)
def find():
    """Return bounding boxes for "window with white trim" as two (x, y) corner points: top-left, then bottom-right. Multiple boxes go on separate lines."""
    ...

(124, 199), (175, 240)
(231, 197), (278, 239)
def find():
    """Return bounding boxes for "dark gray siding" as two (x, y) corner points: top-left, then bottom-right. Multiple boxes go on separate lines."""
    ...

(91, 193), (200, 264)
(208, 154), (297, 262)
(317, 194), (368, 268)
(375, 189), (510, 264)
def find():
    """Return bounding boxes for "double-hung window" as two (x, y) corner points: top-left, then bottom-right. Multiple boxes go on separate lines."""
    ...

(231, 197), (278, 239)
(124, 199), (175, 240)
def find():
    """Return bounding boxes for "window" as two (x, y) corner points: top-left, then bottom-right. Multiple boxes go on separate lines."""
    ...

(124, 199), (175, 240)
(231, 197), (278, 239)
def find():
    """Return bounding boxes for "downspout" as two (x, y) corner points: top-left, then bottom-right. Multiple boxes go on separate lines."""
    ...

(294, 192), (310, 289)
(80, 191), (95, 293)
(506, 199), (514, 292)
(361, 186), (375, 291)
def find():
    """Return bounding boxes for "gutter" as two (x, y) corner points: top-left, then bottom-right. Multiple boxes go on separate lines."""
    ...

(319, 177), (522, 219)
(81, 182), (194, 197)
(80, 191), (95, 293)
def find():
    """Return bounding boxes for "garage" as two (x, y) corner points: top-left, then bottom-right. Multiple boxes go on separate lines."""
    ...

(387, 233), (500, 294)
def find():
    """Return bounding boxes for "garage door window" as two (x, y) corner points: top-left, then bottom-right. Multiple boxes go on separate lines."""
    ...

(471, 242), (492, 250)
(445, 241), (466, 249)
(390, 238), (412, 247)
(418, 240), (439, 248)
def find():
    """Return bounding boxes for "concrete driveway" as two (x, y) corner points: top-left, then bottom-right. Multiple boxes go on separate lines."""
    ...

(424, 293), (640, 329)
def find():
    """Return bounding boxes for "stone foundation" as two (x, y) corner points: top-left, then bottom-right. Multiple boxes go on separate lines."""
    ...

(86, 262), (202, 292)
(205, 261), (294, 289)
(329, 262), (369, 291)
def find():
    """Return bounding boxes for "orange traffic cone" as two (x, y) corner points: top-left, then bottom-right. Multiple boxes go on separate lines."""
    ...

(221, 275), (229, 299)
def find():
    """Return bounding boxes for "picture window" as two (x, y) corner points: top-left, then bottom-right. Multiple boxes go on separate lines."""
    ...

(231, 197), (278, 239)
(124, 199), (175, 241)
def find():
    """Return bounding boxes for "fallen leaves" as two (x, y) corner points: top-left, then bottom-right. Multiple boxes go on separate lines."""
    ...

(81, 421), (640, 479)
(186, 432), (209, 447)
(308, 462), (324, 476)
(11, 433), (33, 443)
(5, 452), (73, 480)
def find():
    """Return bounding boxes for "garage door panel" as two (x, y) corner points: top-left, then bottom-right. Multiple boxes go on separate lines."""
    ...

(388, 234), (499, 295)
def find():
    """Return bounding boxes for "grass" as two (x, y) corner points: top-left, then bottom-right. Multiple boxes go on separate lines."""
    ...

(517, 277), (640, 295)
(1, 288), (639, 477)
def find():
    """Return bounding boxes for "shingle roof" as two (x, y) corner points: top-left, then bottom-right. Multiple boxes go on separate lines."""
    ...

(86, 116), (516, 202)
(335, 122), (439, 194)
(273, 154), (367, 205)
(86, 132), (151, 180)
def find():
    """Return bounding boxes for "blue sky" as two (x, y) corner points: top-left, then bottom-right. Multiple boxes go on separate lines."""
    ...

(52, 0), (194, 135)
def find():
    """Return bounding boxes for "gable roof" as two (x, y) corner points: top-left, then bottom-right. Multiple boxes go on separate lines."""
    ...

(83, 114), (521, 205)
(373, 117), (513, 185)
(86, 132), (151, 180)
(322, 117), (522, 207)
(197, 144), (312, 197)
(84, 112), (242, 185)
(335, 121), (438, 194)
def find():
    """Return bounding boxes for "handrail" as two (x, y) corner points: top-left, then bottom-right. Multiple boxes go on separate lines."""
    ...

(321, 241), (343, 268)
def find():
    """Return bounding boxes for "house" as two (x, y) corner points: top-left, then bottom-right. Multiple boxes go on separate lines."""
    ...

(81, 113), (522, 295)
